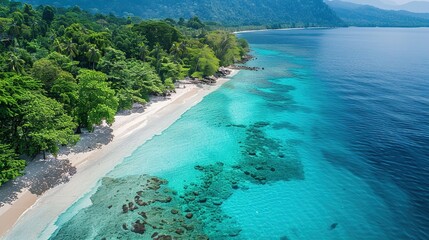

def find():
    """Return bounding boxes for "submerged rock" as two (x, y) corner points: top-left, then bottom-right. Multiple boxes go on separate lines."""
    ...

(132, 220), (146, 234)
(122, 204), (129, 213)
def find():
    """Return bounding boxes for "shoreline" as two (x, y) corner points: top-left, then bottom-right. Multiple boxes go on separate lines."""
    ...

(0, 69), (239, 239)
(233, 27), (331, 34)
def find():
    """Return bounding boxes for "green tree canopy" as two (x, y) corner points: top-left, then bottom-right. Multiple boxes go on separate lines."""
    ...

(42, 6), (55, 25)
(32, 58), (61, 91)
(205, 31), (243, 66)
(187, 45), (219, 78)
(132, 21), (182, 50)
(0, 144), (26, 186)
(19, 93), (79, 156)
(76, 70), (119, 131)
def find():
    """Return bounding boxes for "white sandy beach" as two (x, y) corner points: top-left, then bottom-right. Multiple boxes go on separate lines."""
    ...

(0, 69), (238, 239)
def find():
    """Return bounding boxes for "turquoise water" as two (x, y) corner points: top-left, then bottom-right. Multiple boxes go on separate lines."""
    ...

(49, 28), (429, 239)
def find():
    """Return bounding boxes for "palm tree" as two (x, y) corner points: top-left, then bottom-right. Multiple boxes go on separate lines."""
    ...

(86, 46), (101, 70)
(137, 42), (149, 62)
(8, 23), (21, 42)
(64, 39), (78, 60)
(7, 53), (25, 74)
(53, 39), (63, 53)
(30, 20), (39, 39)
(151, 44), (163, 74)
(178, 41), (187, 58)
(169, 42), (181, 63)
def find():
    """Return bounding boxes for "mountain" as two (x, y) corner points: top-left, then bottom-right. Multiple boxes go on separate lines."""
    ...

(17, 0), (344, 27)
(326, 0), (429, 26)
(398, 1), (429, 13)
(340, 0), (429, 13)
(339, 0), (396, 9)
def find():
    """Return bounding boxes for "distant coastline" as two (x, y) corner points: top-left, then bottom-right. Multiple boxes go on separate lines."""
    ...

(233, 27), (331, 34)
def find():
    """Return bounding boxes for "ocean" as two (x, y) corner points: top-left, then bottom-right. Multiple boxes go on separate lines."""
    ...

(48, 28), (429, 239)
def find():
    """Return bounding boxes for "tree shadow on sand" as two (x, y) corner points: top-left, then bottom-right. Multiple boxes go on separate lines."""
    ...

(0, 159), (76, 207)
(0, 125), (114, 207)
(61, 125), (114, 155)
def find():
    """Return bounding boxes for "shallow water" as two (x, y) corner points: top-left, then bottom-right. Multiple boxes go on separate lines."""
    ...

(50, 28), (429, 239)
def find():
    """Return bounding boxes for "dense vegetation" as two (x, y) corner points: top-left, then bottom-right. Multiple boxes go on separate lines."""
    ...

(17, 0), (344, 28)
(0, 0), (249, 185)
(327, 0), (429, 27)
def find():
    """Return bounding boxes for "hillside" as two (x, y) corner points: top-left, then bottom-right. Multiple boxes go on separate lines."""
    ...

(339, 0), (429, 13)
(398, 1), (429, 13)
(17, 0), (344, 27)
(327, 0), (429, 26)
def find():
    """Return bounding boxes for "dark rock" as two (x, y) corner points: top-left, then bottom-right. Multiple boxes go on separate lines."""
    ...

(171, 209), (179, 214)
(122, 204), (129, 213)
(194, 165), (204, 171)
(136, 199), (145, 206)
(151, 232), (159, 238)
(155, 235), (173, 240)
(229, 65), (260, 71)
(198, 198), (207, 203)
(139, 211), (148, 219)
(185, 213), (194, 219)
(185, 196), (196, 202)
(228, 228), (241, 237)
(182, 224), (194, 231)
(330, 223), (338, 230)
(270, 167), (276, 172)
(128, 202), (137, 211)
(107, 205), (112, 209)
(148, 184), (161, 190)
(151, 177), (160, 183)
(157, 196), (172, 203)
(212, 199), (223, 206)
(132, 220), (146, 234)
(175, 228), (184, 235)
(232, 184), (239, 189)
(278, 153), (285, 158)
(122, 223), (128, 230)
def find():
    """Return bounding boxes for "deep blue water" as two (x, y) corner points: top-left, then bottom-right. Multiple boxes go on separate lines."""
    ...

(49, 28), (429, 239)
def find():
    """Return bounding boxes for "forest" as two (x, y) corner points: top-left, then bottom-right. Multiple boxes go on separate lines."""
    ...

(0, 0), (249, 185)
(16, 0), (344, 28)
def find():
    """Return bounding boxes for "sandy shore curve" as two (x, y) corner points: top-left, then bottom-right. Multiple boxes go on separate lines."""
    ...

(0, 69), (238, 239)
